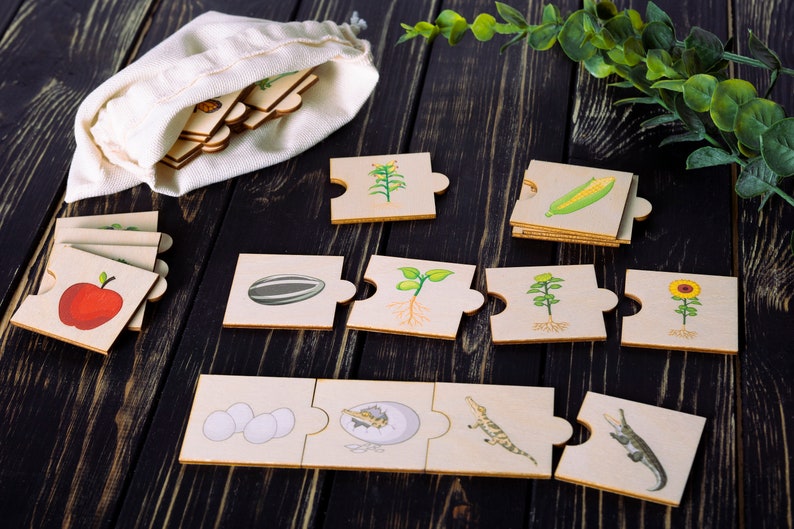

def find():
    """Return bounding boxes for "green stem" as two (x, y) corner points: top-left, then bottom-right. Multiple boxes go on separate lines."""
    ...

(413, 276), (428, 297)
(673, 41), (794, 76)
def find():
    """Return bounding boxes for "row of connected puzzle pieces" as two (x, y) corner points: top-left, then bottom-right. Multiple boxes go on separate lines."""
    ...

(223, 254), (739, 354)
(180, 375), (706, 507)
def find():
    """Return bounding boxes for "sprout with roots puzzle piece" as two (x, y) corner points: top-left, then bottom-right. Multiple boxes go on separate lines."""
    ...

(388, 267), (454, 326)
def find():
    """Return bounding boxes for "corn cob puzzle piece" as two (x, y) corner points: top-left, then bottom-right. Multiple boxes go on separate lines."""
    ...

(10, 246), (160, 354)
(555, 391), (706, 507)
(222, 254), (356, 330)
(346, 255), (484, 339)
(330, 152), (449, 224)
(486, 264), (618, 344)
(621, 269), (738, 354)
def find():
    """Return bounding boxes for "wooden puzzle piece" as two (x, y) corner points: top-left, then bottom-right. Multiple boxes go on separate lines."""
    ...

(243, 68), (315, 113)
(346, 255), (484, 339)
(302, 379), (449, 472)
(330, 153), (449, 224)
(179, 375), (328, 468)
(243, 74), (318, 130)
(555, 391), (706, 506)
(616, 175), (652, 244)
(54, 211), (161, 235)
(10, 246), (159, 354)
(486, 264), (618, 344)
(222, 254), (356, 330)
(179, 88), (249, 142)
(426, 382), (572, 478)
(621, 269), (739, 354)
(55, 227), (172, 253)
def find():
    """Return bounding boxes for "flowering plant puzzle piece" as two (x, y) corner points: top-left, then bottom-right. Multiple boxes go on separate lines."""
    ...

(555, 391), (706, 506)
(621, 269), (739, 354)
(486, 264), (618, 344)
(330, 152), (449, 224)
(346, 255), (484, 339)
(179, 375), (328, 468)
(222, 254), (356, 330)
(426, 382), (572, 478)
(10, 246), (159, 354)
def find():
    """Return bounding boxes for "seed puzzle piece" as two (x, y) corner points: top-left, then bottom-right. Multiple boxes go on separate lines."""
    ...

(621, 269), (738, 354)
(329, 153), (449, 224)
(486, 264), (618, 344)
(10, 246), (160, 354)
(302, 379), (450, 472)
(222, 254), (356, 330)
(179, 375), (328, 467)
(555, 391), (706, 506)
(346, 255), (484, 339)
(426, 382), (572, 478)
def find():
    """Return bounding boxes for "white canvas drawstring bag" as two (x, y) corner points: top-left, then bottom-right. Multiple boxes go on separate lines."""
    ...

(66, 11), (378, 202)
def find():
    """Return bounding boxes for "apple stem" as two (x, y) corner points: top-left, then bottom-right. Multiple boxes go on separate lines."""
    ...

(101, 276), (117, 289)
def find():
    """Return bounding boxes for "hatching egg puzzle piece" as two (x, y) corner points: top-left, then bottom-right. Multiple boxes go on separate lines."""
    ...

(302, 379), (449, 472)
(222, 254), (356, 330)
(346, 255), (484, 339)
(486, 264), (618, 344)
(555, 391), (706, 506)
(330, 152), (449, 224)
(621, 269), (738, 354)
(10, 246), (160, 354)
(510, 160), (638, 240)
(179, 375), (328, 468)
(426, 382), (572, 478)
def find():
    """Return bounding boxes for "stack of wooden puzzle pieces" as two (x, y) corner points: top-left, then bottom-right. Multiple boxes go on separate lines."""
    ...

(10, 211), (171, 353)
(159, 68), (318, 169)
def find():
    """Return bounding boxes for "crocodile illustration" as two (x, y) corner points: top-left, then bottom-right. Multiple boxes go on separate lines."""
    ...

(465, 396), (538, 465)
(342, 405), (389, 429)
(604, 409), (667, 491)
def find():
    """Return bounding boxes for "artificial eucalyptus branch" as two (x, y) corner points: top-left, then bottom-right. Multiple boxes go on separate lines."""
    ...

(399, 1), (794, 210)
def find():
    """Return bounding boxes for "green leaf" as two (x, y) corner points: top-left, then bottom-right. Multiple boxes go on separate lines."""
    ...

(651, 79), (685, 92)
(734, 98), (786, 151)
(646, 49), (678, 80)
(747, 30), (781, 71)
(584, 54), (615, 78)
(534, 301), (547, 307)
(549, 284), (563, 289)
(583, 0), (598, 16)
(526, 288), (543, 294)
(626, 9), (644, 31)
(558, 10), (598, 62)
(448, 18), (469, 45)
(682, 74), (718, 112)
(396, 280), (421, 291)
(426, 269), (455, 282)
(684, 27), (725, 73)
(646, 2), (674, 31)
(761, 118), (794, 177)
(99, 271), (108, 285)
(550, 299), (560, 304)
(596, 1), (618, 20)
(641, 113), (678, 128)
(495, 2), (529, 29)
(471, 13), (497, 41)
(735, 157), (779, 198)
(398, 267), (421, 280)
(622, 36), (645, 66)
(614, 96), (659, 106)
(533, 296), (548, 303)
(642, 21), (675, 52)
(675, 94), (705, 134)
(603, 13), (635, 44)
(529, 23), (560, 51)
(709, 79), (757, 132)
(686, 147), (737, 169)
(542, 4), (562, 25)
(499, 31), (528, 54)
(659, 131), (705, 146)
(547, 277), (564, 283)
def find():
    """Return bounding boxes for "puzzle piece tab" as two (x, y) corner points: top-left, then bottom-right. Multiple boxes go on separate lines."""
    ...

(222, 254), (356, 330)
(486, 264), (618, 344)
(346, 255), (484, 339)
(621, 269), (739, 354)
(555, 391), (706, 506)
(330, 152), (449, 224)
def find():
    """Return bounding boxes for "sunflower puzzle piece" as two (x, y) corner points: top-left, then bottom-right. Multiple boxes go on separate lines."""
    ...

(345, 255), (484, 339)
(510, 160), (651, 246)
(621, 269), (739, 354)
(329, 152), (450, 224)
(222, 254), (356, 330)
(555, 391), (706, 506)
(179, 375), (328, 468)
(10, 246), (160, 354)
(426, 382), (572, 478)
(486, 264), (618, 344)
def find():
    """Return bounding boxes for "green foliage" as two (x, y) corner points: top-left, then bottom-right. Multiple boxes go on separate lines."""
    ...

(527, 273), (564, 316)
(399, 1), (794, 217)
(369, 161), (406, 203)
(396, 267), (454, 297)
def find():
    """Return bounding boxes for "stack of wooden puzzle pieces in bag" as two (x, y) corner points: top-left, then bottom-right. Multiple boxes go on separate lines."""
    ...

(159, 68), (318, 169)
(510, 160), (652, 246)
(10, 211), (171, 354)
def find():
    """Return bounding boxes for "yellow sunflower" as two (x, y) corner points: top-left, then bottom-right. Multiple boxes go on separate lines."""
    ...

(669, 279), (701, 299)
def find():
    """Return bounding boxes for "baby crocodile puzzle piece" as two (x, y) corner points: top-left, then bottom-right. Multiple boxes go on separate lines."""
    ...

(346, 255), (484, 339)
(11, 246), (160, 354)
(223, 254), (356, 330)
(329, 152), (449, 224)
(486, 264), (618, 344)
(555, 391), (706, 506)
(621, 269), (739, 354)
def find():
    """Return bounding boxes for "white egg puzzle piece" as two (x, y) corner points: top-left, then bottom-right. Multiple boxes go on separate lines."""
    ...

(621, 269), (738, 354)
(555, 391), (706, 506)
(222, 254), (356, 330)
(486, 264), (618, 344)
(10, 246), (160, 354)
(346, 255), (484, 339)
(329, 152), (450, 224)
(179, 375), (328, 467)
(426, 382), (572, 478)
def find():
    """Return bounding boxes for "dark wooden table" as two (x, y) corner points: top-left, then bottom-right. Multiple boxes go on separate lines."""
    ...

(1, 0), (792, 527)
